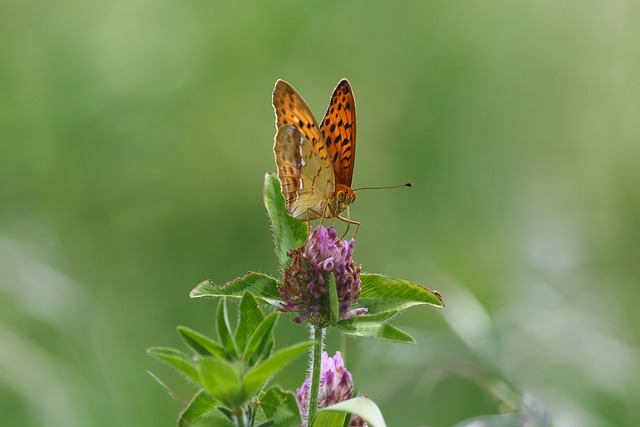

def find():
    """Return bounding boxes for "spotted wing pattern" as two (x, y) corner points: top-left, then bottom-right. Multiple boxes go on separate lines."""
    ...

(273, 124), (334, 220)
(319, 79), (356, 187)
(272, 80), (332, 172)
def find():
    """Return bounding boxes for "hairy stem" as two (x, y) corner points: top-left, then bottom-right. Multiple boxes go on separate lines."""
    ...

(307, 325), (325, 426)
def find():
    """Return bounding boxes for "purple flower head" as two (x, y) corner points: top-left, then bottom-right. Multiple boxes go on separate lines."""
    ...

(296, 351), (367, 427)
(279, 226), (366, 326)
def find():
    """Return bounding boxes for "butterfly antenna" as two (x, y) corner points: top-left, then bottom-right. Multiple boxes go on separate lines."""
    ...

(353, 182), (412, 191)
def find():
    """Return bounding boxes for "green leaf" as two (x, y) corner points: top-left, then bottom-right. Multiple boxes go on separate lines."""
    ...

(243, 341), (314, 397)
(260, 338), (275, 365)
(235, 292), (266, 352)
(147, 347), (199, 385)
(311, 411), (346, 427)
(216, 299), (239, 359)
(328, 273), (339, 326)
(146, 370), (182, 402)
(263, 172), (308, 266)
(198, 356), (245, 408)
(178, 326), (228, 360)
(243, 311), (278, 366)
(191, 272), (282, 307)
(316, 397), (387, 427)
(260, 387), (302, 427)
(337, 312), (415, 344)
(358, 274), (444, 314)
(452, 413), (532, 427)
(178, 390), (234, 427)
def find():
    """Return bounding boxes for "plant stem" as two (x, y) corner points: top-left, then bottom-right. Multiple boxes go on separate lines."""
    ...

(307, 325), (325, 426)
(234, 407), (248, 427)
(340, 333), (347, 362)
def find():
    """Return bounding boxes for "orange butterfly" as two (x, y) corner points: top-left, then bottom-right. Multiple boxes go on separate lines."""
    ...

(272, 79), (359, 235)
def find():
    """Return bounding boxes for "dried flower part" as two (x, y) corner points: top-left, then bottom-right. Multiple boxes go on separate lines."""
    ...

(296, 351), (367, 427)
(279, 226), (365, 326)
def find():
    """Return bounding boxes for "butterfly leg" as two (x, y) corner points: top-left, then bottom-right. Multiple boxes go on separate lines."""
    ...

(305, 210), (313, 236)
(336, 216), (360, 239)
(306, 208), (326, 234)
(324, 204), (339, 229)
(324, 205), (336, 229)
(337, 206), (360, 239)
(317, 205), (333, 229)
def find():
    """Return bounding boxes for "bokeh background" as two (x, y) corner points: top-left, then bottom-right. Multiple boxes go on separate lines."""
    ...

(1, 1), (639, 426)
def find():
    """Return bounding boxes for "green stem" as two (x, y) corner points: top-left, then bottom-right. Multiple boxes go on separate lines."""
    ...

(307, 325), (325, 426)
(234, 406), (248, 427)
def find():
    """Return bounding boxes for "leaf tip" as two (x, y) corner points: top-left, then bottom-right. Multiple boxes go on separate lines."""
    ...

(190, 279), (212, 298)
(431, 289), (445, 308)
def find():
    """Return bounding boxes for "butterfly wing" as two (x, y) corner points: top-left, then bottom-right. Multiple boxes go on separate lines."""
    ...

(319, 79), (356, 187)
(273, 80), (333, 173)
(273, 124), (335, 220)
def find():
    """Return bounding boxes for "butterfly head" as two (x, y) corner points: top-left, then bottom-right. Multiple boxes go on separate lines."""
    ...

(334, 185), (356, 214)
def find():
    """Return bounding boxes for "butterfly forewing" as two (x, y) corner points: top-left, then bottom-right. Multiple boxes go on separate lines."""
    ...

(273, 124), (334, 220)
(272, 80), (332, 173)
(319, 79), (356, 187)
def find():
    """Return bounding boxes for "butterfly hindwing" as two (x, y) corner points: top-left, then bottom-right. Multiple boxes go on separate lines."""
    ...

(272, 80), (332, 173)
(320, 79), (356, 187)
(273, 124), (334, 220)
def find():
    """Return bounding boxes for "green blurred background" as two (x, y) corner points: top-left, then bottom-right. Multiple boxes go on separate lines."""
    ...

(1, 0), (639, 426)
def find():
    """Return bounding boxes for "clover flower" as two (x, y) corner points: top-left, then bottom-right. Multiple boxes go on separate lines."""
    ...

(278, 226), (366, 326)
(296, 351), (367, 427)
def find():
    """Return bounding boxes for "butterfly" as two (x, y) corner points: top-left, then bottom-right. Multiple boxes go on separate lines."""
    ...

(272, 79), (359, 235)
